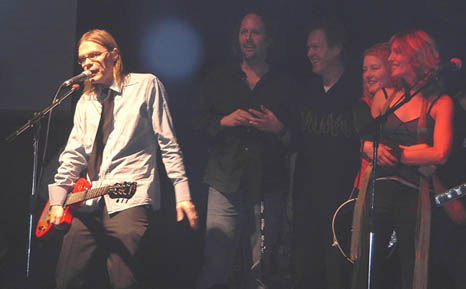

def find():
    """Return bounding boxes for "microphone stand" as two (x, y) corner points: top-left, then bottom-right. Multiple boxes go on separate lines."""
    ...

(361, 74), (439, 289)
(5, 84), (79, 280)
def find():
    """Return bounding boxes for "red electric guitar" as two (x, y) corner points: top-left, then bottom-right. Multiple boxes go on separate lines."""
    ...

(36, 178), (137, 239)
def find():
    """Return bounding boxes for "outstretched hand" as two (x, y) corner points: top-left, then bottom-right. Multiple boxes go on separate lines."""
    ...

(176, 200), (199, 229)
(248, 105), (284, 133)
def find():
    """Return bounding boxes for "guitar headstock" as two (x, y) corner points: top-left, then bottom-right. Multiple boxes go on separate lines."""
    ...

(108, 182), (137, 199)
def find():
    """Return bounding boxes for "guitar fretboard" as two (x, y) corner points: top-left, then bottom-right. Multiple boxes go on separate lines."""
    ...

(435, 183), (466, 206)
(65, 186), (111, 205)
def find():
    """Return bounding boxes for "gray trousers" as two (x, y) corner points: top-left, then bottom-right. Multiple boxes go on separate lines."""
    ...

(198, 187), (285, 289)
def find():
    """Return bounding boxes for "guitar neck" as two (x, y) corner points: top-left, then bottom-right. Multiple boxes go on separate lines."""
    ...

(65, 186), (111, 206)
(435, 183), (466, 206)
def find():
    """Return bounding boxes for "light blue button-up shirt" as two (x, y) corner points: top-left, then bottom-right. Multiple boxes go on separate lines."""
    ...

(49, 73), (191, 214)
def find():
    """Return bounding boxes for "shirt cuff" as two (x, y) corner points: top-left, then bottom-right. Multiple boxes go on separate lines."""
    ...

(173, 180), (191, 203)
(48, 184), (70, 207)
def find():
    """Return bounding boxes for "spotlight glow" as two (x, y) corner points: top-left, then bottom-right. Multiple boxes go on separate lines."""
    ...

(141, 17), (203, 80)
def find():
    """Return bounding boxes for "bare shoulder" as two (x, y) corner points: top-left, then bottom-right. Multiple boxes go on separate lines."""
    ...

(372, 89), (387, 105)
(430, 94), (454, 118)
(432, 94), (453, 108)
(383, 87), (397, 95)
(371, 88), (399, 117)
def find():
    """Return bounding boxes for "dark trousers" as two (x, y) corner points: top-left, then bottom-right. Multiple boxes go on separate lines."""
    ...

(352, 180), (418, 289)
(293, 206), (352, 289)
(198, 187), (285, 289)
(55, 205), (150, 289)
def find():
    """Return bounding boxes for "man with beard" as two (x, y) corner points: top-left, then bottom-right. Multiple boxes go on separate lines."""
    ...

(194, 11), (295, 289)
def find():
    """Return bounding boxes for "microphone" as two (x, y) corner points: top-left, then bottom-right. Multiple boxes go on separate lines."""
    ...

(439, 58), (462, 72)
(62, 70), (92, 87)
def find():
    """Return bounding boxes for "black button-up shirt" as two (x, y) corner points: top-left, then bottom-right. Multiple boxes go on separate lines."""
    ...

(193, 63), (296, 198)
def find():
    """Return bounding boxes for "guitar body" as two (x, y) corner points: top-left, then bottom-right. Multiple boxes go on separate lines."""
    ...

(36, 178), (136, 239)
(36, 178), (91, 239)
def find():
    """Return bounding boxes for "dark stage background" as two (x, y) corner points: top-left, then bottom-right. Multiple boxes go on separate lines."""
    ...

(1, 0), (466, 288)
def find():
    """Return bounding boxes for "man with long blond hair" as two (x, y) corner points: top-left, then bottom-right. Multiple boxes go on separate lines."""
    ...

(48, 29), (199, 289)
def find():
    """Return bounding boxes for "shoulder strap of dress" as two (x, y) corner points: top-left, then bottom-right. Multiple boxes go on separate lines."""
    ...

(381, 88), (398, 114)
(382, 87), (389, 99)
(426, 95), (441, 115)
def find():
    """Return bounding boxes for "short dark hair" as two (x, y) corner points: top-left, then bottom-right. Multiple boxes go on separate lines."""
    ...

(307, 17), (348, 61)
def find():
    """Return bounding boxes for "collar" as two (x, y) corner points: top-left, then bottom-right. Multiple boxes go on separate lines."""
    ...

(232, 62), (276, 81)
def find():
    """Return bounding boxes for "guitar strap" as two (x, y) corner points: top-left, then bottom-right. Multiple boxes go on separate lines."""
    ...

(413, 96), (430, 289)
(413, 95), (446, 289)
